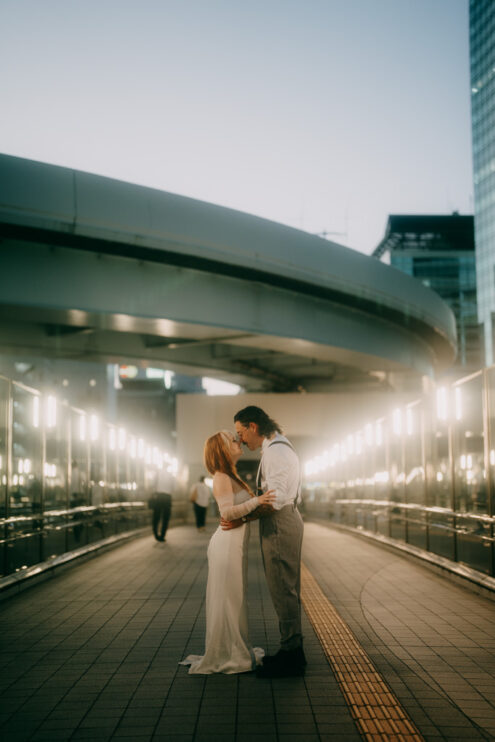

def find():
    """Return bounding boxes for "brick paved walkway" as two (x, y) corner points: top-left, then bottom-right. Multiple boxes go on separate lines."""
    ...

(0, 521), (494, 741)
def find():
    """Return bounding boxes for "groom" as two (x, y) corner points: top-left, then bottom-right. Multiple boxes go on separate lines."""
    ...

(223, 405), (306, 678)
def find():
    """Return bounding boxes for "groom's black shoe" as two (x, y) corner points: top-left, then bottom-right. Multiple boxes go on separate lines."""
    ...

(262, 647), (307, 667)
(257, 647), (306, 678)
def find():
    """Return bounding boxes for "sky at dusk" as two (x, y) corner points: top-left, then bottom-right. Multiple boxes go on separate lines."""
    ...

(1, 0), (473, 254)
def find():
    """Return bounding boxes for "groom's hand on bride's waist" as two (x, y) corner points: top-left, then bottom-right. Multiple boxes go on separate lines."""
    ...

(220, 517), (242, 530)
(220, 504), (275, 530)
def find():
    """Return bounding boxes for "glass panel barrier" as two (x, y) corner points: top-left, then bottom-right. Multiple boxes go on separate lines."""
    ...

(43, 396), (69, 560)
(404, 401), (427, 550)
(453, 372), (491, 573)
(0, 377), (8, 519)
(0, 377), (9, 577)
(426, 386), (455, 561)
(453, 373), (486, 515)
(9, 384), (43, 571)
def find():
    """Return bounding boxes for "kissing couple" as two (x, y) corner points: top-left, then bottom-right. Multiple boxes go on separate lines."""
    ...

(180, 405), (306, 678)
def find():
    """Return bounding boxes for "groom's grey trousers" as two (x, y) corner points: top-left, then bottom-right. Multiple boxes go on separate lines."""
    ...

(259, 503), (304, 651)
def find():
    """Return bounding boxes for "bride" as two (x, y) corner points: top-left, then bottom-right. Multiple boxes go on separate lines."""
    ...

(180, 431), (275, 674)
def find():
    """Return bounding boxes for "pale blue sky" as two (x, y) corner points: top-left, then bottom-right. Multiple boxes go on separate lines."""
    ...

(1, 0), (472, 253)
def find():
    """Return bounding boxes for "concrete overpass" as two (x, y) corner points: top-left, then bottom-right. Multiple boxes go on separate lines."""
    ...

(0, 154), (456, 391)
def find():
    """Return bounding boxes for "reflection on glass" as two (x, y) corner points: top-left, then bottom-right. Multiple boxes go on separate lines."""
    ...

(0, 377), (8, 518)
(453, 373), (486, 515)
(11, 386), (42, 515)
(44, 399), (68, 511)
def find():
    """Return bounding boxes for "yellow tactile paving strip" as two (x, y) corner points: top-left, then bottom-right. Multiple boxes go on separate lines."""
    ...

(301, 562), (425, 742)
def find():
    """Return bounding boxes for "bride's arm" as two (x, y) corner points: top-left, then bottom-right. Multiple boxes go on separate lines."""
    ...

(213, 473), (259, 521)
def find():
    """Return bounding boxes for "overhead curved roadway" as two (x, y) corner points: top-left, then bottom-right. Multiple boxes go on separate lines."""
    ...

(0, 154), (456, 391)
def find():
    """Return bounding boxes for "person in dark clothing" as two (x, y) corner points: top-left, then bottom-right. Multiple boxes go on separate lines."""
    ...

(150, 492), (172, 542)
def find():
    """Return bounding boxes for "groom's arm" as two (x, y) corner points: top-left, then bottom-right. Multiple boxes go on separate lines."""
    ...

(220, 504), (274, 530)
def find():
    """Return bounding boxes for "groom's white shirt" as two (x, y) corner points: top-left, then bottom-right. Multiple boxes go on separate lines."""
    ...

(259, 433), (300, 510)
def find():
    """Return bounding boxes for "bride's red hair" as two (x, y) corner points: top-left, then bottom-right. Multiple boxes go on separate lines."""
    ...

(203, 431), (253, 496)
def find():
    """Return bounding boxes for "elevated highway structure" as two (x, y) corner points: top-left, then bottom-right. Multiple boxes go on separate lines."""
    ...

(0, 154), (456, 391)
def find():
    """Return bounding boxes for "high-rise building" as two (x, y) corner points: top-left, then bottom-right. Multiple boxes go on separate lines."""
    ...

(373, 214), (480, 371)
(470, 0), (495, 365)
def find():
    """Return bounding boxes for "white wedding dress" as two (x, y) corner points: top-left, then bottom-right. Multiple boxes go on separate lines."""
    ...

(180, 479), (264, 674)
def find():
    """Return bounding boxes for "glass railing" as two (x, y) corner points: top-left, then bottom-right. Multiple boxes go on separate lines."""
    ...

(303, 368), (495, 577)
(0, 375), (177, 578)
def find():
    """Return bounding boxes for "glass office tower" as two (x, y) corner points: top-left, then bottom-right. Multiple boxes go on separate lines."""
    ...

(373, 214), (480, 371)
(470, 0), (495, 365)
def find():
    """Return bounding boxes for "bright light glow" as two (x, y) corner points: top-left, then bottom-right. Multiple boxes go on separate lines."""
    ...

(79, 414), (86, 441)
(490, 450), (495, 466)
(204, 477), (213, 488)
(436, 387), (448, 421)
(455, 387), (462, 421)
(33, 396), (40, 428)
(201, 377), (241, 395)
(364, 424), (373, 446)
(347, 435), (354, 456)
(118, 428), (126, 450)
(129, 436), (137, 458)
(392, 408), (402, 436)
(146, 368), (164, 379)
(406, 408), (414, 436)
(375, 421), (383, 446)
(436, 471), (444, 482)
(13, 474), (18, 486)
(406, 466), (423, 484)
(467, 454), (473, 470)
(109, 428), (116, 451)
(356, 433), (362, 455)
(44, 463), (56, 478)
(138, 438), (145, 458)
(164, 370), (174, 389)
(460, 454), (466, 470)
(90, 414), (99, 441)
(145, 446), (152, 464)
(46, 395), (57, 428)
(18, 459), (24, 474)
(167, 457), (178, 476)
(24, 458), (31, 474)
(119, 365), (138, 379)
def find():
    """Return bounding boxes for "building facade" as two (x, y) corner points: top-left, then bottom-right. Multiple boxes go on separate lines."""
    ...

(373, 215), (480, 371)
(470, 0), (495, 364)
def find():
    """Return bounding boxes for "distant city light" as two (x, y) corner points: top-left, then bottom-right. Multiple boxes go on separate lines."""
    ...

(146, 368), (164, 379)
(90, 415), (99, 441)
(455, 387), (463, 421)
(119, 365), (138, 379)
(392, 409), (402, 436)
(436, 387), (448, 421)
(201, 377), (241, 396)
(79, 414), (86, 441)
(46, 396), (57, 428)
